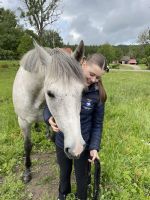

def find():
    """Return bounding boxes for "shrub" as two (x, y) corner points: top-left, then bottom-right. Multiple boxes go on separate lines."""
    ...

(0, 49), (15, 60)
(111, 63), (120, 69)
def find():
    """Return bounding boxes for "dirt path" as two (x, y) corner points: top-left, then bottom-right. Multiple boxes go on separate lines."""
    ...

(25, 152), (59, 200)
(23, 151), (77, 200)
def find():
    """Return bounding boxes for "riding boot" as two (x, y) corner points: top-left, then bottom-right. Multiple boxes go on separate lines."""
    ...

(75, 193), (87, 200)
(57, 193), (66, 200)
(75, 197), (87, 200)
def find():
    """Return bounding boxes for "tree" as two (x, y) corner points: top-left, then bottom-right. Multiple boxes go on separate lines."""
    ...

(17, 33), (33, 56)
(138, 28), (150, 44)
(114, 46), (123, 61)
(138, 28), (150, 69)
(42, 30), (63, 48)
(19, 0), (62, 41)
(97, 43), (116, 64)
(0, 8), (24, 59)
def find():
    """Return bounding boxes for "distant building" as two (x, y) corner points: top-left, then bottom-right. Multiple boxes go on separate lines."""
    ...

(120, 56), (130, 64)
(120, 56), (137, 65)
(128, 59), (137, 65)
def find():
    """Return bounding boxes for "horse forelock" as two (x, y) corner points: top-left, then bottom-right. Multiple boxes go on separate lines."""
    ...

(20, 47), (85, 86)
(20, 49), (44, 73)
(46, 48), (85, 86)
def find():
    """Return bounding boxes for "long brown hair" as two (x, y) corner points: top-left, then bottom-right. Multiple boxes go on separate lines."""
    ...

(86, 53), (108, 103)
(98, 78), (107, 103)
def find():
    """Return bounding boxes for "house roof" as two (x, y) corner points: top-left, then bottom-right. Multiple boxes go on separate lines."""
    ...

(120, 56), (130, 61)
(128, 59), (137, 64)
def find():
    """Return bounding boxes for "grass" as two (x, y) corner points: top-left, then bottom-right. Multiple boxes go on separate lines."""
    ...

(110, 63), (149, 70)
(109, 63), (133, 70)
(138, 64), (149, 70)
(119, 64), (133, 70)
(101, 71), (150, 199)
(0, 61), (150, 199)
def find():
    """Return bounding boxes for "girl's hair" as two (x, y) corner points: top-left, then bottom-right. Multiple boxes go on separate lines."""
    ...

(98, 78), (107, 103)
(86, 53), (108, 103)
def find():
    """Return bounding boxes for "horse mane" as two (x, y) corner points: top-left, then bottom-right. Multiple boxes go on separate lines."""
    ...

(20, 47), (85, 85)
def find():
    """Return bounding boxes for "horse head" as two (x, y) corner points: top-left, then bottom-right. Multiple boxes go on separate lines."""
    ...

(34, 41), (86, 158)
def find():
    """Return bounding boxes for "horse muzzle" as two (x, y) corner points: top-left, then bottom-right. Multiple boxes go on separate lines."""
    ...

(64, 143), (86, 159)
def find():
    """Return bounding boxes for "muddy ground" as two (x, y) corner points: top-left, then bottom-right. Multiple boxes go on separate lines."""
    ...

(25, 152), (59, 200)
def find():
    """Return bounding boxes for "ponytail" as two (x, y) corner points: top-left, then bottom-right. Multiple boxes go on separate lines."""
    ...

(98, 78), (107, 103)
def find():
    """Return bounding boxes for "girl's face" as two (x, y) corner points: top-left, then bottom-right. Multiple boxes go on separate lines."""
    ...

(82, 62), (105, 86)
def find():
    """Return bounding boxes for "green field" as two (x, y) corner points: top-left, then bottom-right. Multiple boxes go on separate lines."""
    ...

(0, 61), (150, 200)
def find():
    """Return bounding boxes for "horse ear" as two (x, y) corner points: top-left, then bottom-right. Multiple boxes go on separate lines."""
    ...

(73, 40), (85, 62)
(34, 40), (51, 67)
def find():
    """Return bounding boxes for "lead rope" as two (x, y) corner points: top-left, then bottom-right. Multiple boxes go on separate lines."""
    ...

(87, 158), (101, 200)
(93, 159), (101, 200)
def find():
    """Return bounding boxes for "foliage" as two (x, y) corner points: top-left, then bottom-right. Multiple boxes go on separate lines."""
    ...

(0, 49), (15, 60)
(42, 30), (63, 48)
(0, 8), (24, 59)
(0, 7), (64, 59)
(110, 63), (120, 69)
(19, 0), (62, 40)
(137, 28), (150, 69)
(145, 56), (150, 69)
(97, 43), (116, 64)
(0, 7), (149, 68)
(138, 28), (150, 45)
(17, 33), (33, 56)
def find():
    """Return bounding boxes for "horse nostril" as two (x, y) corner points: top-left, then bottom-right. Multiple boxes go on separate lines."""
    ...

(64, 147), (74, 159)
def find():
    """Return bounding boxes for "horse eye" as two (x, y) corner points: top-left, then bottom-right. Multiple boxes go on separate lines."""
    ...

(47, 91), (55, 98)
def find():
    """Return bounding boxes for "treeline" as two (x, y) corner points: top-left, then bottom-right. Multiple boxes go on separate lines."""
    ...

(66, 43), (149, 65)
(0, 8), (150, 67)
(0, 8), (63, 60)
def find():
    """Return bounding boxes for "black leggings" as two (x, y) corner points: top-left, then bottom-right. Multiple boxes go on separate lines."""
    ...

(56, 145), (90, 200)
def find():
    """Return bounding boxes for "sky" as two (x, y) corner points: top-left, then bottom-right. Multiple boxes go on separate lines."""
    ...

(1, 0), (150, 45)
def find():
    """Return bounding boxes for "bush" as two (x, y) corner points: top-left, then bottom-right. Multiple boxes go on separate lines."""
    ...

(139, 58), (147, 65)
(0, 49), (15, 60)
(111, 63), (120, 69)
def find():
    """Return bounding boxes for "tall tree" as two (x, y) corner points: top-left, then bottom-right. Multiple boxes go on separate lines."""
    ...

(0, 8), (23, 59)
(138, 28), (150, 44)
(17, 33), (33, 56)
(138, 28), (150, 69)
(98, 43), (116, 64)
(42, 30), (63, 48)
(19, 0), (62, 41)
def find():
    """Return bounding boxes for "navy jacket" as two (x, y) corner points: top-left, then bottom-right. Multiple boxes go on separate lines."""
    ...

(43, 83), (105, 151)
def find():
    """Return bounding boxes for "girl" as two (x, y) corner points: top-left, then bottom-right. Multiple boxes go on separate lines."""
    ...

(44, 53), (108, 200)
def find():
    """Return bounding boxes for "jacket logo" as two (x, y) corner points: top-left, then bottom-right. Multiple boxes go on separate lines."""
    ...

(82, 99), (93, 110)
(86, 102), (91, 106)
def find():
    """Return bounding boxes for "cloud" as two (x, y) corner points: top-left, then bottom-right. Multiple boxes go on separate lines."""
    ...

(58, 0), (150, 44)
(1, 0), (150, 45)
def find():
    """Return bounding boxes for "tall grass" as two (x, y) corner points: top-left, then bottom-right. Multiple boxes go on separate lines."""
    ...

(0, 62), (149, 199)
(101, 71), (150, 199)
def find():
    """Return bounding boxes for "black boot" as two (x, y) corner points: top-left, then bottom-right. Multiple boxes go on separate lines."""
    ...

(57, 194), (66, 200)
(75, 193), (87, 200)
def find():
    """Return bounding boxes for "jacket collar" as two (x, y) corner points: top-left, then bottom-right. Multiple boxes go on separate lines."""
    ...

(83, 83), (99, 94)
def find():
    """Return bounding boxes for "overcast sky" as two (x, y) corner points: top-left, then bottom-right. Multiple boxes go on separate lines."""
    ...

(1, 0), (150, 45)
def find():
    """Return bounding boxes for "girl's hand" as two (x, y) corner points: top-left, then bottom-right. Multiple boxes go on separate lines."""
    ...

(48, 116), (60, 132)
(88, 150), (99, 163)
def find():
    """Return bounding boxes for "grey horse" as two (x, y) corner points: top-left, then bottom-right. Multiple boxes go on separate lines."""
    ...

(12, 41), (86, 183)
